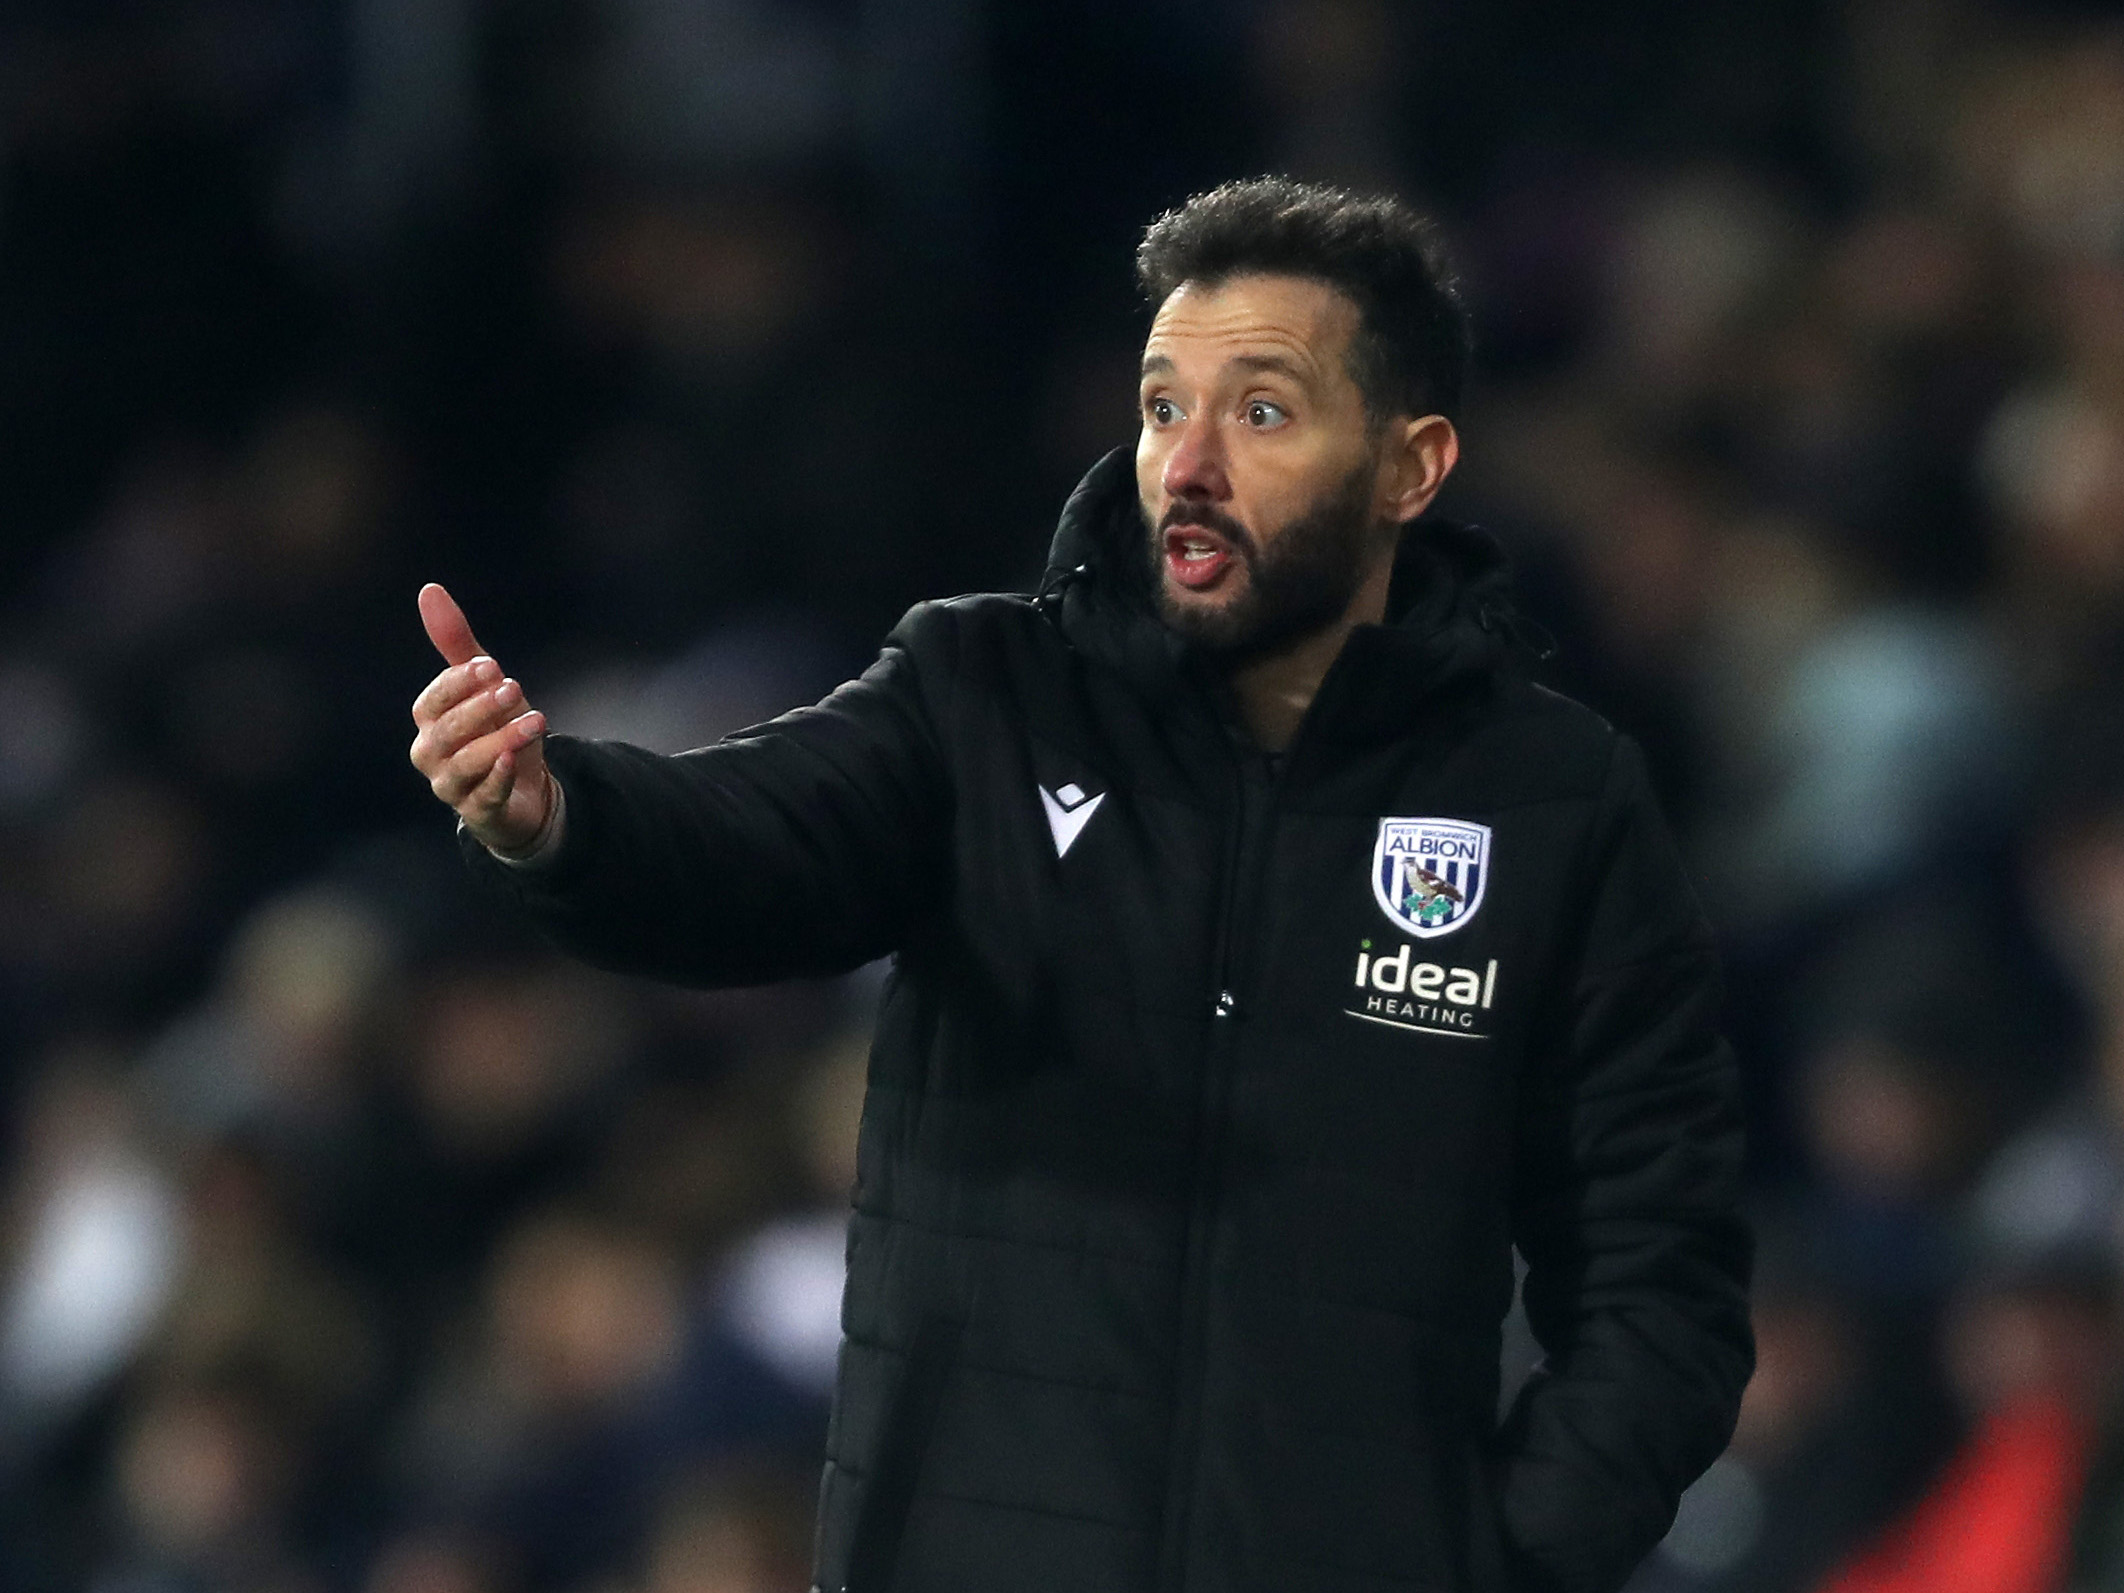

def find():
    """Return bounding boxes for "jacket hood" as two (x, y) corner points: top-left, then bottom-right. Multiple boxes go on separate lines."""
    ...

(1038, 445), (1544, 715)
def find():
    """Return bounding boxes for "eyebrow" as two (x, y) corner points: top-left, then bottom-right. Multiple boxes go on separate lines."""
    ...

(1137, 351), (1313, 381)
(1231, 353), (1310, 381)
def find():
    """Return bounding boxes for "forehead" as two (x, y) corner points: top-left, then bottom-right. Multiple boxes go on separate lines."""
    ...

(1142, 273), (1361, 384)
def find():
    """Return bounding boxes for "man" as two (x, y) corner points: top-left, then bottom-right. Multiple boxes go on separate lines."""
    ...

(410, 178), (1752, 1593)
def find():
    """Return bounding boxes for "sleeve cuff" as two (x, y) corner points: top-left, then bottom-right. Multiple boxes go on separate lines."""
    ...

(485, 774), (568, 868)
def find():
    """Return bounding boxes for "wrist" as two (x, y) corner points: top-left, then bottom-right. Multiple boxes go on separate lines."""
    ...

(487, 771), (566, 865)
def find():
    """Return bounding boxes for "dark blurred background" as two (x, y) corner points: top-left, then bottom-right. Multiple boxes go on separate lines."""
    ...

(3, 2), (2124, 1590)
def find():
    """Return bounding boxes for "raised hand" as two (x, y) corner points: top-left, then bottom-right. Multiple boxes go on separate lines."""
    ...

(409, 583), (555, 855)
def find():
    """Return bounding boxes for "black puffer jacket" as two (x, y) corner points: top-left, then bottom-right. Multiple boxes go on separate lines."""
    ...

(466, 448), (1753, 1593)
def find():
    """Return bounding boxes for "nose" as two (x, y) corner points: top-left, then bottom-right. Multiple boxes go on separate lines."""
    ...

(1161, 412), (1231, 503)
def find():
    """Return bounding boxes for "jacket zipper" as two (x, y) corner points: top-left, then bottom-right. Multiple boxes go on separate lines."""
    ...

(1157, 736), (1283, 1593)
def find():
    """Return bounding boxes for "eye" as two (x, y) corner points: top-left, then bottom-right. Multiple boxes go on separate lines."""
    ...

(1244, 399), (1288, 428)
(1145, 395), (1181, 426)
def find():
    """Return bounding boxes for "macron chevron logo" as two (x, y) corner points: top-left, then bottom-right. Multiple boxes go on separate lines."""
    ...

(1039, 782), (1105, 858)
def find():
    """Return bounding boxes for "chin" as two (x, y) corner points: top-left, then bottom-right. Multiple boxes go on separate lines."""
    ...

(1158, 586), (1257, 655)
(1162, 580), (1240, 624)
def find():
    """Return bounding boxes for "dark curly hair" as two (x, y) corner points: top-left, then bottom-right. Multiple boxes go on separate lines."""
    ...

(1136, 176), (1471, 424)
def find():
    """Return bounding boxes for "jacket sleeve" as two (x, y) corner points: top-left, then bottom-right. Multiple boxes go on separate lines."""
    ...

(460, 604), (954, 986)
(1494, 735), (1755, 1593)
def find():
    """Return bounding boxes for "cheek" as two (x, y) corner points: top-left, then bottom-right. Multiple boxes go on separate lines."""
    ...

(1134, 429), (1162, 484)
(1233, 452), (1318, 523)
(1135, 432), (1168, 513)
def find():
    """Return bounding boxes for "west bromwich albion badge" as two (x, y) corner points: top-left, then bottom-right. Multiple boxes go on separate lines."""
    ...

(1372, 818), (1491, 938)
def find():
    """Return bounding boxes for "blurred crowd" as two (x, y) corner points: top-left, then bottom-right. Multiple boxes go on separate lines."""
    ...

(2, 1), (2124, 1590)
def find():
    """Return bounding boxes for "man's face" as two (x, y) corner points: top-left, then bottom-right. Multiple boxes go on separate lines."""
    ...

(1135, 273), (1392, 659)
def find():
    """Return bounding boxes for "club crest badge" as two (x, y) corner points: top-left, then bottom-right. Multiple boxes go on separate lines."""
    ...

(1372, 817), (1491, 938)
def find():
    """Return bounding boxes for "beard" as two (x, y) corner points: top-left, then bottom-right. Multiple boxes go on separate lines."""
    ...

(1145, 459), (1381, 666)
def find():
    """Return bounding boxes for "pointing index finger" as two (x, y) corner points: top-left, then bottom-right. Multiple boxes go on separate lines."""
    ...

(419, 582), (487, 668)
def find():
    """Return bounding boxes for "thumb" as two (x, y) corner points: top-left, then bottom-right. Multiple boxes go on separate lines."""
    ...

(419, 582), (487, 667)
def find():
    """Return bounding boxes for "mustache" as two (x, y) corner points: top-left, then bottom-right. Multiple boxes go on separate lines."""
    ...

(1156, 502), (1255, 553)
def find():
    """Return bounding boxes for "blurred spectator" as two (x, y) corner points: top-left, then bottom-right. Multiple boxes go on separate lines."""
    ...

(710, 1022), (865, 1408)
(635, 1018), (870, 1490)
(0, 1053), (184, 1471)
(1248, 0), (1409, 193)
(140, 1141), (378, 1448)
(6, 773), (216, 1031)
(140, 886), (398, 1159)
(389, 1207), (688, 1590)
(1811, 1265), (2115, 1593)
(633, 1462), (816, 1593)
(362, 1532), (511, 1593)
(326, 959), (632, 1333)
(1691, 516), (2014, 927)
(1629, 1219), (1956, 1593)
(95, 1375), (314, 1593)
(1973, 738), (2124, 1301)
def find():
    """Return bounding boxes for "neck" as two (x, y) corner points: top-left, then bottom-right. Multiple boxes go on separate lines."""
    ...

(1228, 553), (1395, 752)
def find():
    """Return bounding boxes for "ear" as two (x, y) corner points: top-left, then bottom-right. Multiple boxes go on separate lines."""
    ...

(1377, 414), (1460, 525)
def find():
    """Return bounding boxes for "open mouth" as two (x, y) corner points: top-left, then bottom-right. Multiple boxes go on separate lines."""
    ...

(1163, 524), (1238, 590)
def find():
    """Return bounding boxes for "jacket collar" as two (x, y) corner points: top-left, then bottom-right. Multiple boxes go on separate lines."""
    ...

(1037, 446), (1538, 739)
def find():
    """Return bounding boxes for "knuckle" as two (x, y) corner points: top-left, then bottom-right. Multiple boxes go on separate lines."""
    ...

(440, 699), (486, 742)
(449, 746), (493, 786)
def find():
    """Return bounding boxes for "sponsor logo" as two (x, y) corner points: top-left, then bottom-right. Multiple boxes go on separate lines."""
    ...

(1343, 939), (1499, 1039)
(1039, 781), (1104, 857)
(1372, 818), (1490, 938)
